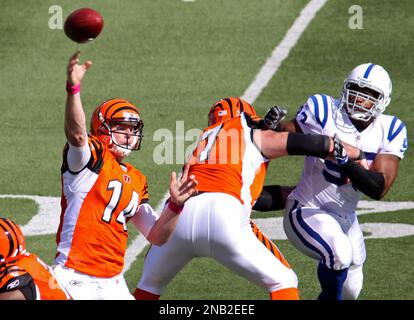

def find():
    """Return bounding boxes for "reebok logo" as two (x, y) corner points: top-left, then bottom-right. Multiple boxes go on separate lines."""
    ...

(69, 280), (83, 287)
(7, 279), (20, 290)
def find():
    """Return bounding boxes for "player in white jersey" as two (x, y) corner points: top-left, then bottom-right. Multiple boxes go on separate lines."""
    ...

(263, 63), (408, 299)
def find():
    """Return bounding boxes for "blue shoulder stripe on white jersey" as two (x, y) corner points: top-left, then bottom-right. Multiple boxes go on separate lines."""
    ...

(387, 116), (405, 142)
(363, 63), (376, 79)
(310, 95), (328, 129)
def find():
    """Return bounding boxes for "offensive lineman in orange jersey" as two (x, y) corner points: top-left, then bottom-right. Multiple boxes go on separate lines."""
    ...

(0, 218), (71, 300)
(134, 97), (363, 300)
(52, 52), (198, 300)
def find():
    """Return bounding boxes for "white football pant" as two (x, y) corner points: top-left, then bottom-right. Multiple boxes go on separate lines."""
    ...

(138, 192), (298, 295)
(52, 264), (134, 300)
(284, 199), (365, 299)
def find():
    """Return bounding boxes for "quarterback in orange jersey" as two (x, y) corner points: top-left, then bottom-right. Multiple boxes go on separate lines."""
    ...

(134, 98), (363, 300)
(0, 218), (71, 300)
(52, 51), (198, 300)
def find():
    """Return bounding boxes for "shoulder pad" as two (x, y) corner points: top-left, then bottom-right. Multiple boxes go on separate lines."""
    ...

(304, 94), (334, 129)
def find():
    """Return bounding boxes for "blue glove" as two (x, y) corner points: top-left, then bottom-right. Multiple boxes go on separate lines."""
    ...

(264, 105), (287, 131)
(333, 134), (349, 166)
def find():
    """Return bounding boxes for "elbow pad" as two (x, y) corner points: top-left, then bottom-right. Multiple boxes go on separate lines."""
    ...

(286, 133), (331, 158)
(341, 161), (385, 200)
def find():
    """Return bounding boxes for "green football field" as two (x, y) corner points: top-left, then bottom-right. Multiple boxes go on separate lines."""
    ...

(0, 0), (413, 300)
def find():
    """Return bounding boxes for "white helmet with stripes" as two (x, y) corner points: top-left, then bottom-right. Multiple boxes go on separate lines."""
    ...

(340, 63), (392, 122)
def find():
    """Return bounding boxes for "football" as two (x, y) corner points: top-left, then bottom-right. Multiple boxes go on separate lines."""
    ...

(64, 8), (104, 43)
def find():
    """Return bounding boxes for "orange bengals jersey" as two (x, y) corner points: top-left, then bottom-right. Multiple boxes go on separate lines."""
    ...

(0, 252), (70, 300)
(188, 113), (269, 207)
(55, 136), (149, 278)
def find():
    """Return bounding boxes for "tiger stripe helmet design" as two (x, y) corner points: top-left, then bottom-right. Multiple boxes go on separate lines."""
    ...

(0, 218), (26, 261)
(90, 98), (144, 158)
(208, 97), (257, 126)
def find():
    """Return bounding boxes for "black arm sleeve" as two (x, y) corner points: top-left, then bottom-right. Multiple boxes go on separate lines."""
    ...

(286, 133), (331, 159)
(19, 277), (37, 300)
(253, 185), (285, 212)
(341, 161), (385, 200)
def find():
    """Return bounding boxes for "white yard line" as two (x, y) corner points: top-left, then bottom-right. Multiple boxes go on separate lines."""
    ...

(242, 0), (328, 103)
(122, 0), (328, 273)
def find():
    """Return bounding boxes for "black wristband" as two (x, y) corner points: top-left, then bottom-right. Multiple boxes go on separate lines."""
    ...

(355, 149), (366, 161)
(341, 161), (385, 200)
(286, 133), (331, 158)
(253, 185), (285, 212)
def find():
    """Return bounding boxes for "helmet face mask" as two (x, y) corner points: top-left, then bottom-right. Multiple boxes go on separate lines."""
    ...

(91, 99), (144, 159)
(340, 63), (392, 123)
(109, 119), (143, 157)
(343, 81), (383, 122)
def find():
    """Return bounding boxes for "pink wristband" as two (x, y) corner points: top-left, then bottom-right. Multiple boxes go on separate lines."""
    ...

(167, 200), (184, 214)
(66, 81), (81, 94)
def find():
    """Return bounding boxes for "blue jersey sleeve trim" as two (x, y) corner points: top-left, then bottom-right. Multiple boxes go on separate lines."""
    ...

(387, 117), (405, 142)
(311, 95), (328, 129)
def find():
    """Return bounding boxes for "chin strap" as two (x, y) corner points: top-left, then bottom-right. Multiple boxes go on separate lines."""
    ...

(110, 144), (132, 158)
(348, 109), (374, 122)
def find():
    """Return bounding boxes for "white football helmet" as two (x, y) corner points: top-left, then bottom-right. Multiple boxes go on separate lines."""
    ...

(339, 63), (392, 122)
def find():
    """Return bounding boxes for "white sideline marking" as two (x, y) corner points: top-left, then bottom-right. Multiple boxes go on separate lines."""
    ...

(241, 0), (328, 103)
(254, 218), (414, 240)
(1, 195), (414, 271)
(3, 195), (413, 240)
(0, 195), (60, 236)
(253, 200), (414, 240)
(122, 0), (329, 273)
(362, 223), (414, 239)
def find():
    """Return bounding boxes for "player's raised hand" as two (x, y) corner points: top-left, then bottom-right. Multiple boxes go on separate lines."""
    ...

(67, 51), (93, 86)
(169, 164), (198, 206)
(264, 105), (287, 131)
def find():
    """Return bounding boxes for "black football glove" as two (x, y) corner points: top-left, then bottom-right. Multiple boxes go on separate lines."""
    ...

(264, 105), (287, 131)
(333, 134), (349, 166)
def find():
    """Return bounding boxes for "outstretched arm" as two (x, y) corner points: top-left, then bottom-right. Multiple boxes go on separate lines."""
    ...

(64, 51), (93, 147)
(254, 128), (363, 162)
(262, 107), (363, 160)
(146, 164), (198, 246)
(371, 154), (400, 197)
(334, 138), (400, 200)
(253, 129), (333, 159)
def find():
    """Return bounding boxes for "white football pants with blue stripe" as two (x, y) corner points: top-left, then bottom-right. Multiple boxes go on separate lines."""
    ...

(284, 199), (366, 299)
